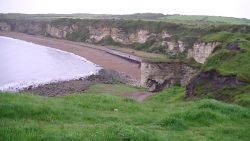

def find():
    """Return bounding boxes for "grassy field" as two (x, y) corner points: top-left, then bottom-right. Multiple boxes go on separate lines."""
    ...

(1, 13), (250, 25)
(159, 15), (250, 25)
(1, 84), (250, 141)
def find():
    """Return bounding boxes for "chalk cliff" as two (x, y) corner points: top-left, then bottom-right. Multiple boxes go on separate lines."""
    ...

(141, 61), (199, 91)
(0, 19), (222, 64)
(46, 24), (79, 38)
(187, 42), (221, 64)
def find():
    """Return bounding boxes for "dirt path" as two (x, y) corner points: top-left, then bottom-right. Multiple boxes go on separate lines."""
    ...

(129, 92), (155, 102)
(0, 31), (141, 80)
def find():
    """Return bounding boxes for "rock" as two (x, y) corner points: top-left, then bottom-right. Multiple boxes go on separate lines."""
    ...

(46, 24), (79, 38)
(88, 26), (149, 44)
(88, 26), (111, 42)
(165, 40), (186, 55)
(0, 22), (11, 31)
(227, 43), (240, 51)
(15, 21), (46, 35)
(187, 42), (221, 64)
(21, 69), (136, 96)
(161, 31), (171, 39)
(27, 85), (33, 90)
(186, 70), (245, 100)
(141, 62), (199, 92)
(128, 29), (149, 44)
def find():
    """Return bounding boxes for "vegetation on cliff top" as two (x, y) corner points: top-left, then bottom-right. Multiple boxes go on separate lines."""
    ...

(202, 32), (250, 82)
(54, 18), (250, 60)
(185, 32), (250, 104)
(1, 85), (250, 141)
(158, 15), (250, 25)
(1, 13), (250, 25)
(1, 16), (250, 60)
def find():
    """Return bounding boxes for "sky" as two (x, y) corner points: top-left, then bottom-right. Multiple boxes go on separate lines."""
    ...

(0, 0), (249, 19)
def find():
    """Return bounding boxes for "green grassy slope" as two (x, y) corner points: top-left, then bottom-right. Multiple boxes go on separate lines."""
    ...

(159, 15), (250, 25)
(1, 85), (250, 141)
(185, 32), (250, 103)
(202, 32), (250, 82)
(1, 13), (250, 25)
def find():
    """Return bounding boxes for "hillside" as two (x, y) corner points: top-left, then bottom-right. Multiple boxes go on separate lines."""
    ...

(1, 85), (250, 141)
(1, 13), (250, 25)
(0, 16), (250, 102)
(158, 15), (250, 25)
(1, 13), (250, 141)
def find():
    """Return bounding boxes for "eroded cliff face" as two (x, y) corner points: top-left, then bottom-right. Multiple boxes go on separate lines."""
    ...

(0, 21), (46, 35)
(141, 61), (199, 92)
(88, 26), (111, 42)
(186, 71), (245, 101)
(88, 26), (149, 44)
(46, 24), (79, 38)
(0, 22), (11, 31)
(161, 40), (186, 55)
(187, 42), (221, 64)
(0, 20), (221, 65)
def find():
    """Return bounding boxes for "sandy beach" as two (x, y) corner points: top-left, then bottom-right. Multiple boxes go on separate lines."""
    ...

(0, 31), (141, 80)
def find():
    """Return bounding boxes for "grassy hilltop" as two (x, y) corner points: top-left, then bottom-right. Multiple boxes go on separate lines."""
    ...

(1, 13), (250, 25)
(1, 84), (250, 141)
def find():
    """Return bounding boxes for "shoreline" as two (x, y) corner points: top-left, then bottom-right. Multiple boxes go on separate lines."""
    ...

(0, 31), (141, 80)
(21, 69), (141, 96)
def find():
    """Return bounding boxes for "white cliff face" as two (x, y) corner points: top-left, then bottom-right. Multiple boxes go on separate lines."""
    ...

(128, 30), (149, 44)
(46, 24), (64, 38)
(44, 23), (220, 65)
(141, 62), (199, 91)
(46, 24), (79, 38)
(167, 41), (175, 51)
(178, 41), (185, 52)
(46, 24), (149, 44)
(88, 26), (111, 42)
(111, 28), (130, 44)
(88, 26), (149, 44)
(161, 31), (171, 39)
(187, 42), (221, 64)
(165, 40), (186, 54)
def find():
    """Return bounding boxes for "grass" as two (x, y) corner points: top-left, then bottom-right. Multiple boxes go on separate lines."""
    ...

(202, 32), (250, 82)
(159, 15), (250, 25)
(86, 83), (146, 96)
(2, 13), (249, 25)
(186, 32), (250, 103)
(0, 85), (250, 141)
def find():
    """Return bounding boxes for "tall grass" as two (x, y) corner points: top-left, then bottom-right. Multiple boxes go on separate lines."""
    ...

(0, 85), (250, 140)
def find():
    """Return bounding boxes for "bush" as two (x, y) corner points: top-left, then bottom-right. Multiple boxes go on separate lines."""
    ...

(66, 31), (89, 42)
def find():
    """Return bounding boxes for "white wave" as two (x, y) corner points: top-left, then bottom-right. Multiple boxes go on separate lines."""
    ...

(0, 70), (99, 92)
(0, 36), (102, 92)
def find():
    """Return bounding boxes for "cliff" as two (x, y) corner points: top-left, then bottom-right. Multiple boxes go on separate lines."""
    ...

(0, 18), (249, 105)
(186, 70), (246, 102)
(141, 61), (199, 91)
(187, 42), (221, 64)
(45, 24), (222, 64)
(1, 18), (248, 64)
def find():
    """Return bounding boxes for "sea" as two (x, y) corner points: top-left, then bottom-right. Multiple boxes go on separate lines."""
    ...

(0, 36), (101, 92)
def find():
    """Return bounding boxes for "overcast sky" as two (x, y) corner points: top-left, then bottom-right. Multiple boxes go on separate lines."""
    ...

(0, 0), (249, 19)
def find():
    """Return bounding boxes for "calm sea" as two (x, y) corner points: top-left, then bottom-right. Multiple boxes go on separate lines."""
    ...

(0, 36), (101, 91)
